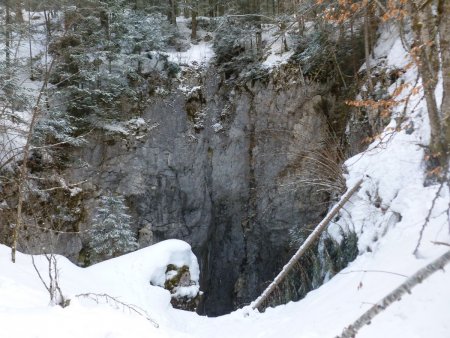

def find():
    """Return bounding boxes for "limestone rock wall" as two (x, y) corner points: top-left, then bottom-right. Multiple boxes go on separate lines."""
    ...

(69, 65), (336, 315)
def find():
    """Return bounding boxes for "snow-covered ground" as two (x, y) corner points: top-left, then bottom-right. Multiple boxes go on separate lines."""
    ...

(166, 42), (215, 66)
(1, 17), (449, 338)
(261, 23), (295, 69)
(164, 17), (214, 67)
(0, 240), (198, 338)
(164, 17), (294, 69)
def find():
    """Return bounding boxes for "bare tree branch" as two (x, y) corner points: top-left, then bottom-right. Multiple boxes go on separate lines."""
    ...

(413, 180), (446, 256)
(431, 241), (450, 247)
(338, 270), (408, 278)
(31, 253), (68, 307)
(76, 293), (159, 328)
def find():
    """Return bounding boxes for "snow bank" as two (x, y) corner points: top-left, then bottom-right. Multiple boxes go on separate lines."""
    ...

(0, 240), (200, 337)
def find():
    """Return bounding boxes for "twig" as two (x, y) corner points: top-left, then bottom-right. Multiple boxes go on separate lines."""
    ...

(338, 269), (408, 278)
(31, 255), (51, 295)
(373, 0), (387, 13)
(76, 293), (159, 328)
(413, 181), (445, 256)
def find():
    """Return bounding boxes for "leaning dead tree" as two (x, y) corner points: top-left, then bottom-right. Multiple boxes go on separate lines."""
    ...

(251, 178), (364, 311)
(337, 249), (450, 338)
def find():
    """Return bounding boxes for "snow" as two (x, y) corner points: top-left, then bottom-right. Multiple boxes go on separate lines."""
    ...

(103, 118), (153, 136)
(179, 85), (202, 95)
(262, 49), (294, 69)
(166, 42), (215, 66)
(172, 285), (201, 299)
(103, 122), (130, 135)
(0, 240), (199, 337)
(1, 18), (449, 338)
(69, 187), (82, 197)
(212, 122), (223, 132)
(162, 16), (215, 67)
(258, 23), (295, 69)
(166, 18), (296, 69)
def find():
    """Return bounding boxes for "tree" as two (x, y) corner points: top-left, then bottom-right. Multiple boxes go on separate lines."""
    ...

(383, 0), (450, 168)
(437, 0), (450, 160)
(319, 0), (450, 168)
(88, 193), (138, 263)
(251, 179), (363, 312)
(407, 1), (442, 157)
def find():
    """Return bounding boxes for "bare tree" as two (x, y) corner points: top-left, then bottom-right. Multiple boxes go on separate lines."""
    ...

(11, 63), (55, 263)
(31, 252), (69, 307)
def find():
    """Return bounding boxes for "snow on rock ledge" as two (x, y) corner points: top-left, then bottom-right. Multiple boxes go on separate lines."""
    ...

(141, 239), (200, 287)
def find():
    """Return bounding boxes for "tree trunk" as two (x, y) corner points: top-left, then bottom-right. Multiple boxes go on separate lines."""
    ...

(11, 25), (57, 262)
(208, 0), (214, 17)
(4, 0), (12, 98)
(43, 9), (52, 38)
(350, 18), (358, 77)
(28, 0), (34, 80)
(364, 4), (374, 95)
(15, 1), (24, 23)
(191, 2), (198, 40)
(134, 0), (145, 10)
(218, 1), (224, 16)
(439, 0), (450, 153)
(410, 2), (443, 155)
(252, 0), (262, 56)
(172, 0), (177, 25)
(167, 0), (177, 25)
(252, 178), (364, 311)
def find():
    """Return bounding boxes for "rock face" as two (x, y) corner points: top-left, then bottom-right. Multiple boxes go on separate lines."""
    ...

(163, 264), (201, 311)
(70, 64), (336, 316)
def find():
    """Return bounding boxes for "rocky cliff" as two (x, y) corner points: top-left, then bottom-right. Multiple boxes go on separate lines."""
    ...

(65, 63), (343, 315)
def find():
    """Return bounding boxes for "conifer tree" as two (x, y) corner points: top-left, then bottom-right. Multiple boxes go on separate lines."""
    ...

(88, 193), (138, 263)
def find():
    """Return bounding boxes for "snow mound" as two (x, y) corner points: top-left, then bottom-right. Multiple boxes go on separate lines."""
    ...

(0, 240), (200, 337)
